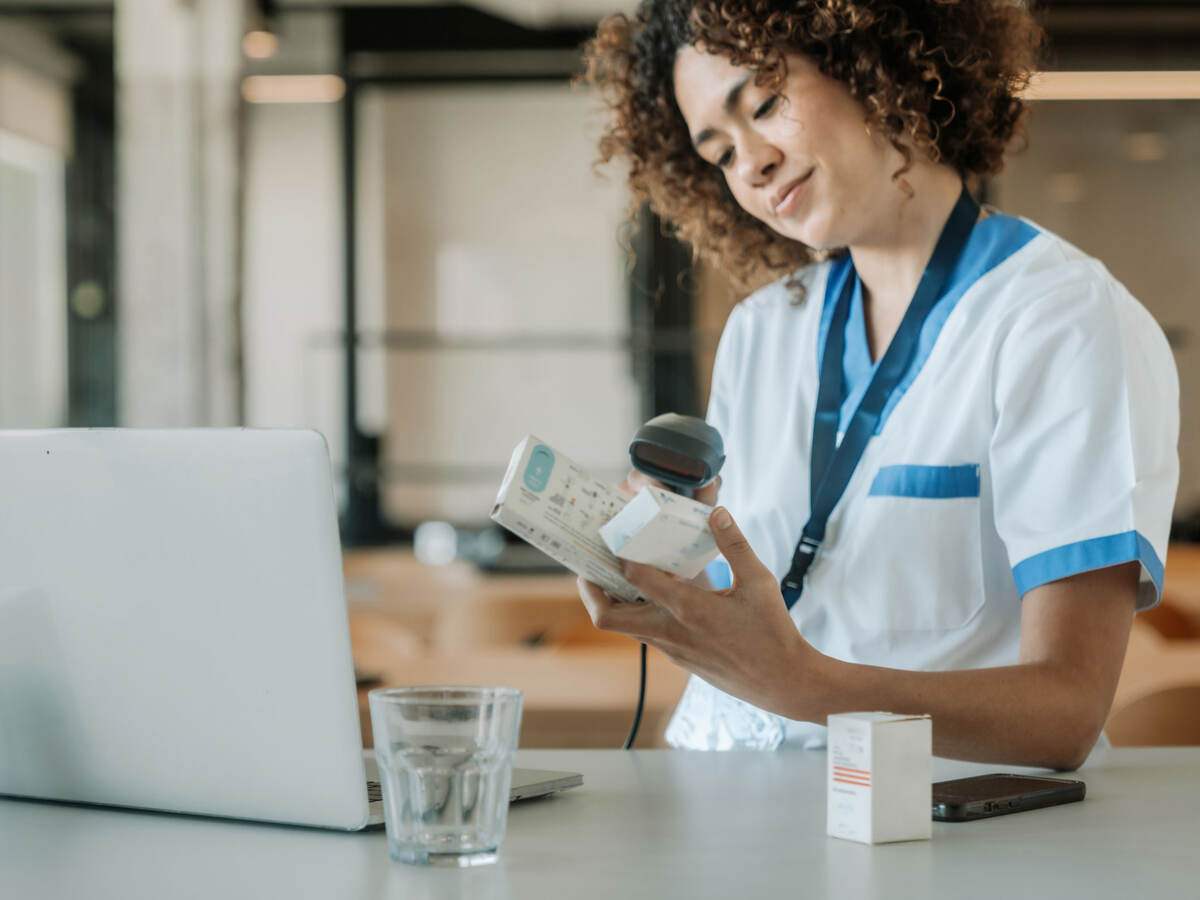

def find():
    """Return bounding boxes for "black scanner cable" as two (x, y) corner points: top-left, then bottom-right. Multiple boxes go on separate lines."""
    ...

(622, 642), (647, 749)
(621, 414), (724, 749)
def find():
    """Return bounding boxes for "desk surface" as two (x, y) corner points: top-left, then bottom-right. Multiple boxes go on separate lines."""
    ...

(3, 747), (1197, 899)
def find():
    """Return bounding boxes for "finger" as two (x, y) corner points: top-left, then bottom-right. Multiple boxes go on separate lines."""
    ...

(577, 577), (671, 639)
(708, 507), (774, 586)
(619, 560), (700, 620)
(577, 577), (621, 628)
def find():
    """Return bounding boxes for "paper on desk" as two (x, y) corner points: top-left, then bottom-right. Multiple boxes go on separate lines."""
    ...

(490, 435), (639, 601)
(598, 486), (719, 581)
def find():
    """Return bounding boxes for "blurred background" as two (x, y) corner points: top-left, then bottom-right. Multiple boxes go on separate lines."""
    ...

(2, 0), (1200, 748)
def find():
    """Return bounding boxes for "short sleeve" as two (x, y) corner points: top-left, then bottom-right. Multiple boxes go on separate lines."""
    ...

(989, 266), (1179, 610)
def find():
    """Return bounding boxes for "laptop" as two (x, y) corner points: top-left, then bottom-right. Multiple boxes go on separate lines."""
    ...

(0, 428), (582, 830)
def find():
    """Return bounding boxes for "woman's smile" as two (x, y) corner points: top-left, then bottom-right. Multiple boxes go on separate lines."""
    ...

(772, 169), (814, 218)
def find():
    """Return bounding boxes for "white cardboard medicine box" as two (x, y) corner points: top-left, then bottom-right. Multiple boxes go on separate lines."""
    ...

(598, 485), (719, 580)
(490, 435), (639, 601)
(826, 712), (932, 844)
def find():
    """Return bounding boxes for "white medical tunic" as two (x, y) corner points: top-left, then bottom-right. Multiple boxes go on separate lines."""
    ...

(664, 213), (1180, 751)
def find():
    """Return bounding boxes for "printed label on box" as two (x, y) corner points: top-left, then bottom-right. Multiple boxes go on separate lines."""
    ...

(491, 435), (638, 600)
(598, 486), (719, 580)
(827, 712), (931, 845)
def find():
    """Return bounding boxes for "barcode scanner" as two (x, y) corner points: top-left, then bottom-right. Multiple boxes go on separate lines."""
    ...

(629, 413), (725, 499)
(622, 413), (725, 749)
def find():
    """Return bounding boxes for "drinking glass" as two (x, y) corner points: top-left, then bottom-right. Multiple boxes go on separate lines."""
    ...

(368, 686), (523, 867)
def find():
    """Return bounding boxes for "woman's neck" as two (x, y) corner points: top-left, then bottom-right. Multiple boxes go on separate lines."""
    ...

(847, 162), (967, 359)
(854, 163), (964, 316)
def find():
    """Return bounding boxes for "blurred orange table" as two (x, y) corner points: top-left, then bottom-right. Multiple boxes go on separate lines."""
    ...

(343, 548), (690, 747)
(1107, 543), (1200, 743)
(343, 548), (587, 649)
(351, 644), (689, 749)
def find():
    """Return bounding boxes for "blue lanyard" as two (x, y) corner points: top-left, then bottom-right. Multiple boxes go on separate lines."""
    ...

(781, 185), (980, 609)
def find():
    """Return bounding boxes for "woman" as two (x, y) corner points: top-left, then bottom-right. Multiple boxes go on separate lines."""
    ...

(576, 0), (1179, 769)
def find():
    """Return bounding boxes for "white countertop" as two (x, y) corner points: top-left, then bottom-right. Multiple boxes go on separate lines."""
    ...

(3, 747), (1197, 899)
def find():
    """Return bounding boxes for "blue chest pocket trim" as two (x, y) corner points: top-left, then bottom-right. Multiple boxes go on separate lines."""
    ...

(868, 464), (981, 499)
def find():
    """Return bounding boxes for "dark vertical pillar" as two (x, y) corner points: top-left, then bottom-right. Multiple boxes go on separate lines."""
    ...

(339, 19), (390, 546)
(66, 35), (118, 426)
(628, 205), (699, 422)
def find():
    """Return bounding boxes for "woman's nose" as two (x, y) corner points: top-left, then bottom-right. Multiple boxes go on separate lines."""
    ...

(736, 134), (780, 185)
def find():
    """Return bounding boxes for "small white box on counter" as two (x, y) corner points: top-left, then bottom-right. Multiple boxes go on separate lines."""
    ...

(490, 435), (639, 601)
(826, 712), (932, 844)
(598, 486), (719, 581)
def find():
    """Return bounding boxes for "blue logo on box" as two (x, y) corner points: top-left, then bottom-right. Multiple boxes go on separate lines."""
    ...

(523, 445), (555, 492)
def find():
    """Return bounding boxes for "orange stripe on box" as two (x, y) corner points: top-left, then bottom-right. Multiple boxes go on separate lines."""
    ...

(832, 766), (871, 776)
(833, 776), (871, 787)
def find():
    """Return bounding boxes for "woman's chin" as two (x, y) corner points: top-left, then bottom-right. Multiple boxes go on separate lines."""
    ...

(775, 220), (838, 252)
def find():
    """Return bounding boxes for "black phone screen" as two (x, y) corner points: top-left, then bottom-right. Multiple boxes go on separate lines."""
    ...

(932, 773), (1086, 821)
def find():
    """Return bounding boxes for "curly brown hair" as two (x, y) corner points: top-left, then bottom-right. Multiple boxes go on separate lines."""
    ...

(582, 0), (1046, 294)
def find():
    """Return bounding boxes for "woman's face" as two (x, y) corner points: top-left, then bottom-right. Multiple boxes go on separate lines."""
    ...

(672, 46), (903, 250)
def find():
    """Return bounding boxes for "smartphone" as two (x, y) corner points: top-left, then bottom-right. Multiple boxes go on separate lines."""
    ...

(932, 773), (1086, 822)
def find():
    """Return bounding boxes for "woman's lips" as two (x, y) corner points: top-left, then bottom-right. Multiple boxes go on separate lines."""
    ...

(774, 171), (814, 217)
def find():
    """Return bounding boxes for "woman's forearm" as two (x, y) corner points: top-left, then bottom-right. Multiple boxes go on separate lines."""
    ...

(795, 656), (1104, 770)
(785, 565), (1138, 770)
(587, 516), (1136, 769)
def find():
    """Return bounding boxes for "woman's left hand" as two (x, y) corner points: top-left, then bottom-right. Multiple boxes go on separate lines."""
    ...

(577, 506), (829, 720)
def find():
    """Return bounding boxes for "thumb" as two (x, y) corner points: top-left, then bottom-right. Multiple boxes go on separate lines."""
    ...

(709, 507), (772, 585)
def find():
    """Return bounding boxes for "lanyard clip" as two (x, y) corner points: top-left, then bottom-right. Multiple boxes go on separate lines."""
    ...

(782, 536), (821, 594)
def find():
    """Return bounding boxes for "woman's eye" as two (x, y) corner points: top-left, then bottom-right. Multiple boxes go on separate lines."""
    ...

(753, 95), (778, 119)
(716, 148), (734, 169)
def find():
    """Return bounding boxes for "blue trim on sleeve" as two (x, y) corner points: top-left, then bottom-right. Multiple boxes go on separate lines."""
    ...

(1011, 530), (1164, 598)
(827, 215), (1039, 435)
(868, 464), (981, 498)
(705, 558), (733, 590)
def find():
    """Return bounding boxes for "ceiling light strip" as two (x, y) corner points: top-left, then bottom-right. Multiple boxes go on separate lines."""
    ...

(1025, 71), (1200, 101)
(241, 75), (345, 104)
(237, 70), (1200, 104)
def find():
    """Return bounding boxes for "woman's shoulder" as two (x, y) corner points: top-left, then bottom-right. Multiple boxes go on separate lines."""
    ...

(976, 214), (1150, 325)
(986, 214), (1123, 300)
(980, 214), (1172, 365)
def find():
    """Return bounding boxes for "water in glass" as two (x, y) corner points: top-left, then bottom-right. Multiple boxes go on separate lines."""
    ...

(380, 742), (514, 866)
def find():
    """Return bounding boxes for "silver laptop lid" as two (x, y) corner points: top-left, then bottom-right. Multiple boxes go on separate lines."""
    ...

(0, 429), (369, 830)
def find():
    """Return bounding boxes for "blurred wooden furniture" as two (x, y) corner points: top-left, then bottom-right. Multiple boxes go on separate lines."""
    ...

(350, 644), (689, 750)
(1106, 543), (1200, 746)
(343, 549), (587, 649)
(342, 548), (690, 748)
(1106, 685), (1200, 746)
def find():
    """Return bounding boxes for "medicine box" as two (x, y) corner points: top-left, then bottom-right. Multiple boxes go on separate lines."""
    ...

(598, 486), (719, 581)
(826, 712), (932, 844)
(490, 435), (639, 601)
